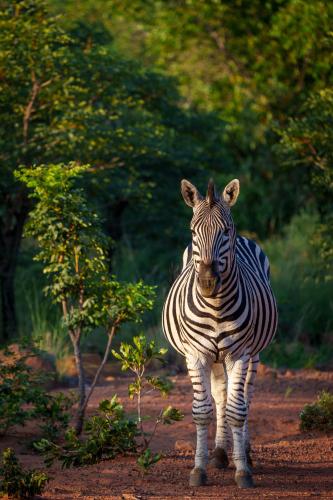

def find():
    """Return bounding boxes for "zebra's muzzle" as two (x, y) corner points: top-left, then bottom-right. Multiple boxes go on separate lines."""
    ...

(197, 261), (219, 297)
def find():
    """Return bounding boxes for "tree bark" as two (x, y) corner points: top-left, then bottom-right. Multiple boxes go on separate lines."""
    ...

(0, 190), (29, 341)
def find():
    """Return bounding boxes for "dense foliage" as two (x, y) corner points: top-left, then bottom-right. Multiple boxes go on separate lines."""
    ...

(49, 0), (333, 238)
(0, 0), (331, 365)
(0, 0), (224, 340)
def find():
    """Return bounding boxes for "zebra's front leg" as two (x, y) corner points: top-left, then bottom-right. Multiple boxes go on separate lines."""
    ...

(225, 354), (254, 489)
(186, 354), (213, 487)
(210, 362), (229, 469)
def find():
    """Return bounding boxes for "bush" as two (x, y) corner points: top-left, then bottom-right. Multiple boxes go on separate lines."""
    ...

(300, 391), (333, 432)
(263, 211), (333, 349)
(0, 448), (49, 499)
(35, 396), (138, 468)
(0, 345), (73, 439)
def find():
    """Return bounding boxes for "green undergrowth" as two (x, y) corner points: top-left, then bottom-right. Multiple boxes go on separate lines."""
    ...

(263, 211), (333, 347)
(34, 335), (183, 472)
(0, 345), (74, 439)
(261, 340), (333, 370)
(300, 391), (333, 432)
(0, 448), (49, 499)
(15, 211), (333, 371)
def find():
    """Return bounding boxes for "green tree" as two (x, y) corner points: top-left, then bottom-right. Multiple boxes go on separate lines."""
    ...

(17, 163), (155, 434)
(278, 89), (333, 279)
(0, 0), (70, 339)
(49, 0), (333, 238)
(0, 0), (225, 339)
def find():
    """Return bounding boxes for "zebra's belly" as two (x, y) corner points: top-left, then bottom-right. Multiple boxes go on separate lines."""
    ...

(163, 290), (277, 362)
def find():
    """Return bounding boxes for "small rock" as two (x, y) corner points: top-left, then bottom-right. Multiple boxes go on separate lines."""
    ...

(257, 362), (277, 379)
(174, 440), (194, 453)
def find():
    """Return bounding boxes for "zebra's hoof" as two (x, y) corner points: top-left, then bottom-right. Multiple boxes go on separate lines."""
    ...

(235, 470), (254, 489)
(209, 447), (229, 469)
(189, 467), (207, 486)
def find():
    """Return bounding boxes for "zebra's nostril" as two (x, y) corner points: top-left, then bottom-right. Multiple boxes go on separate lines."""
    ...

(198, 278), (217, 291)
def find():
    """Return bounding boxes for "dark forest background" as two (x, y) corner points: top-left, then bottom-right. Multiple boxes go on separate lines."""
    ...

(1, 0), (332, 368)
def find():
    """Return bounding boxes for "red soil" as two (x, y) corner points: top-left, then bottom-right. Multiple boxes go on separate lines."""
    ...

(1, 368), (333, 499)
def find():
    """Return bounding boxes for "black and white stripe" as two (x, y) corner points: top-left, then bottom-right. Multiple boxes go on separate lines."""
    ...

(162, 179), (278, 488)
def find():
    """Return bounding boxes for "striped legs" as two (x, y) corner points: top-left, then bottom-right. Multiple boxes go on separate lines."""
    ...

(186, 354), (213, 486)
(225, 354), (254, 488)
(210, 362), (229, 468)
(243, 354), (259, 466)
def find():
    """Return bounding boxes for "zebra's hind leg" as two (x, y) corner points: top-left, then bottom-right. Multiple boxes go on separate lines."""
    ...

(186, 354), (213, 487)
(244, 354), (260, 468)
(210, 362), (229, 469)
(225, 354), (254, 489)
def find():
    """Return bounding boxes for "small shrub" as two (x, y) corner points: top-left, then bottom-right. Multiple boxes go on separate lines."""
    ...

(34, 396), (138, 468)
(137, 448), (161, 473)
(300, 391), (333, 432)
(34, 392), (76, 442)
(0, 345), (74, 439)
(0, 448), (49, 499)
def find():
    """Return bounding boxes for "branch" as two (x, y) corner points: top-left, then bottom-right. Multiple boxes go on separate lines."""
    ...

(298, 138), (326, 171)
(23, 72), (52, 146)
(80, 322), (118, 415)
(144, 409), (163, 451)
(206, 28), (250, 77)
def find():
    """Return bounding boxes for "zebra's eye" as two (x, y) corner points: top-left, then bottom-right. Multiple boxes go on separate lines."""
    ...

(191, 229), (196, 237)
(224, 228), (229, 236)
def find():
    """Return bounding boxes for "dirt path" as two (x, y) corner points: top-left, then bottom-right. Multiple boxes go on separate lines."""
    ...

(2, 368), (333, 499)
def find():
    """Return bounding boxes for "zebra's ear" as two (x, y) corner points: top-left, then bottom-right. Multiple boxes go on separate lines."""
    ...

(222, 179), (240, 207)
(181, 180), (203, 208)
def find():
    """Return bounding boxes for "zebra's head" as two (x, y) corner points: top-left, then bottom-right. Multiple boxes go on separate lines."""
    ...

(181, 178), (240, 297)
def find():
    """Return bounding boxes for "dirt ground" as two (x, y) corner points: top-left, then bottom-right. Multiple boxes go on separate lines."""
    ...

(2, 367), (333, 499)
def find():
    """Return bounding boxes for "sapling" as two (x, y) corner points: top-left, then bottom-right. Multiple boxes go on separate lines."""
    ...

(36, 335), (183, 473)
(16, 163), (155, 434)
(112, 335), (184, 470)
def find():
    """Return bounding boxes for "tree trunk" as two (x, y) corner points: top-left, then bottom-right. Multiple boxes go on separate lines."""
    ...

(79, 325), (117, 422)
(72, 336), (86, 435)
(0, 190), (29, 341)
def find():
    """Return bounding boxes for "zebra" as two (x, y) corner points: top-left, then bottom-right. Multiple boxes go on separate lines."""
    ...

(162, 179), (278, 488)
